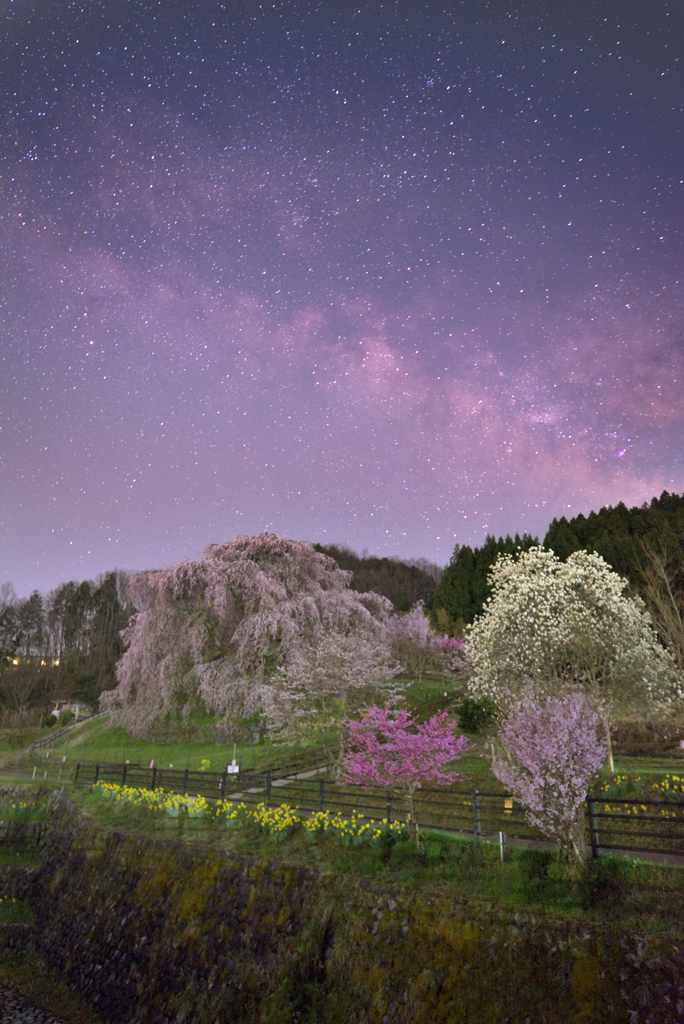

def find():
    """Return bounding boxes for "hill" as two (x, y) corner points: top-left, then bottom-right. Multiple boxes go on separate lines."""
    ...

(314, 545), (441, 611)
(543, 491), (684, 588)
(430, 533), (538, 631)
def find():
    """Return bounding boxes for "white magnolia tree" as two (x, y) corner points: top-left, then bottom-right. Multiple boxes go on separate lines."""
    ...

(466, 546), (682, 772)
(103, 534), (400, 752)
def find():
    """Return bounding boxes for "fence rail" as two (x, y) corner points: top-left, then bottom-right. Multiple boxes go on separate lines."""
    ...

(28, 712), (109, 752)
(6, 754), (684, 859)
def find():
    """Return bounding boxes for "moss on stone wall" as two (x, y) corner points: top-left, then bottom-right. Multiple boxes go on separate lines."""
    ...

(15, 820), (681, 1023)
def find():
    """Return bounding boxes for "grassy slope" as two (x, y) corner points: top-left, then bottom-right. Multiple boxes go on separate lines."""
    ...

(0, 727), (42, 755)
(72, 786), (684, 938)
(42, 674), (454, 772)
(36, 699), (684, 790)
(46, 716), (325, 773)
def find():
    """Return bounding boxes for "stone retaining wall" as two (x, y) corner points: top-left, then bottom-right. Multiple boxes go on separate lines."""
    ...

(24, 823), (684, 1024)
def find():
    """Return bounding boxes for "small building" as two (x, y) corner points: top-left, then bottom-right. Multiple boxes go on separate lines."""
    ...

(53, 700), (93, 722)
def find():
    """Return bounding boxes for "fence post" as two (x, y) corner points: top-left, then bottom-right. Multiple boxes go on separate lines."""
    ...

(265, 770), (272, 809)
(473, 789), (482, 842)
(183, 768), (189, 796)
(151, 766), (157, 791)
(121, 763), (128, 786)
(319, 778), (325, 811)
(94, 764), (99, 784)
(587, 795), (600, 859)
(74, 763), (80, 784)
(386, 789), (393, 823)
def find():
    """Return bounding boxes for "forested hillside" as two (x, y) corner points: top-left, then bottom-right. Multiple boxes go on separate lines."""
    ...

(0, 572), (134, 711)
(430, 533), (538, 631)
(428, 491), (684, 638)
(544, 491), (684, 587)
(314, 545), (441, 611)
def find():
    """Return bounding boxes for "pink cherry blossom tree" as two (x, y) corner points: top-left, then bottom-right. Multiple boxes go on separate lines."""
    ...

(102, 534), (401, 743)
(340, 704), (471, 841)
(434, 635), (466, 655)
(387, 603), (468, 683)
(491, 685), (607, 863)
(386, 602), (434, 682)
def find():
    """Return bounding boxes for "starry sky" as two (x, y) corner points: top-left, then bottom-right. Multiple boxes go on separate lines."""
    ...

(1, 0), (683, 596)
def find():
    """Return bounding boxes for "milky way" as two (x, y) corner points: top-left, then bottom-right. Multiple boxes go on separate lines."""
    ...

(1, 0), (682, 594)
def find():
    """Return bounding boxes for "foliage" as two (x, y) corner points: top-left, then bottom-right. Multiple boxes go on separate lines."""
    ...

(94, 782), (409, 845)
(544, 489), (684, 591)
(315, 544), (441, 611)
(0, 796), (47, 821)
(650, 773), (684, 802)
(0, 584), (21, 666)
(599, 774), (645, 799)
(639, 539), (684, 673)
(386, 605), (468, 683)
(431, 533), (538, 629)
(455, 696), (496, 734)
(386, 602), (435, 683)
(491, 687), (607, 862)
(0, 572), (134, 708)
(103, 534), (401, 749)
(578, 855), (637, 909)
(466, 546), (682, 772)
(340, 703), (470, 838)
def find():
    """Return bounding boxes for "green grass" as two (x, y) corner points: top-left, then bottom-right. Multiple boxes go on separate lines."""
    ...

(613, 754), (684, 776)
(74, 785), (684, 937)
(38, 675), (459, 775)
(42, 677), (457, 774)
(47, 715), (326, 774)
(19, 707), (684, 812)
(0, 727), (43, 754)
(0, 800), (46, 821)
(0, 845), (40, 868)
(0, 896), (33, 925)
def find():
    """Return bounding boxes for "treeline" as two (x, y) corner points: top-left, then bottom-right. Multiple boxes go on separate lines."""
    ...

(431, 533), (538, 632)
(431, 491), (684, 633)
(543, 491), (684, 590)
(0, 572), (134, 715)
(314, 545), (441, 612)
(4, 491), (682, 716)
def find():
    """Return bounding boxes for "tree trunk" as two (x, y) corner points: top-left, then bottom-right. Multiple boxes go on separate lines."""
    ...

(329, 728), (345, 780)
(605, 720), (615, 774)
(406, 788), (420, 846)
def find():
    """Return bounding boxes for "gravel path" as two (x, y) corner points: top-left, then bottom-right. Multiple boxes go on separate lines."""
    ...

(0, 989), (69, 1024)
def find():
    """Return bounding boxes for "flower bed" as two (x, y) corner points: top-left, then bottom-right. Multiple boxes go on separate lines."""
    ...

(94, 782), (409, 846)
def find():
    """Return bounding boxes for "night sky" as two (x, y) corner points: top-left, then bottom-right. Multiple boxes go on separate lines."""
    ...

(1, 0), (683, 596)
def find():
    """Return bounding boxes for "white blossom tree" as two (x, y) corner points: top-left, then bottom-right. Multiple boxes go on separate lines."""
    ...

(466, 546), (682, 772)
(102, 534), (400, 745)
(386, 602), (434, 683)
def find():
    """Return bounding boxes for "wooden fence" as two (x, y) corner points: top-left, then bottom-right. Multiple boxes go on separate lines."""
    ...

(58, 759), (684, 860)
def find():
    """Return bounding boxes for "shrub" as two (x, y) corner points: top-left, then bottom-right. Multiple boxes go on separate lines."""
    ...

(517, 846), (554, 881)
(579, 855), (636, 909)
(456, 696), (496, 733)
